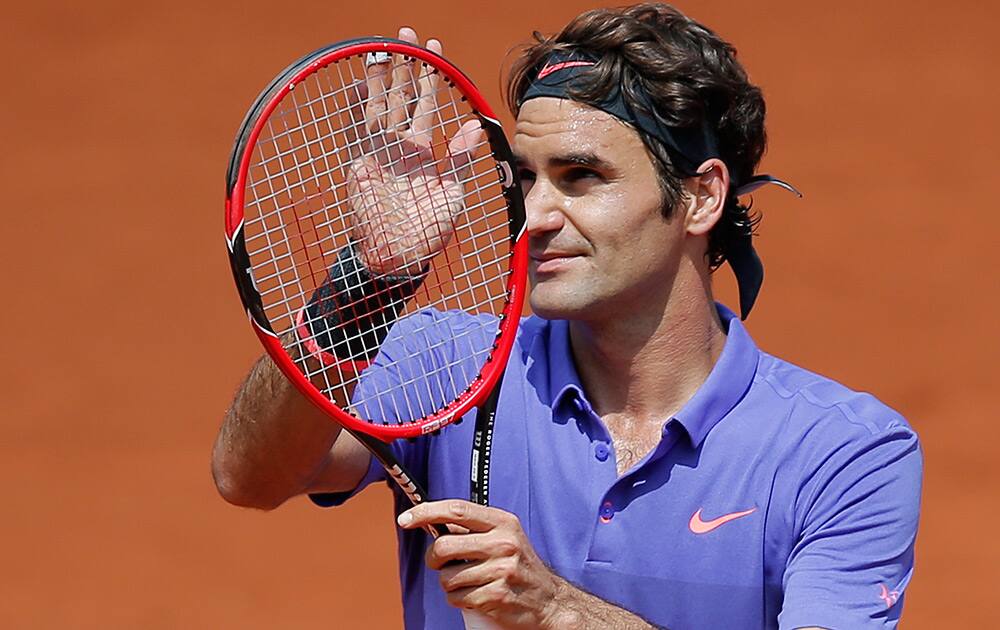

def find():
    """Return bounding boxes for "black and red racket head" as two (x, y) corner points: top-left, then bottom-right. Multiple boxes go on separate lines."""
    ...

(225, 38), (527, 440)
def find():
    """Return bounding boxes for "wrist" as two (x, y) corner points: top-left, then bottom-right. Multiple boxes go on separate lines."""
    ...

(299, 242), (426, 365)
(540, 576), (585, 630)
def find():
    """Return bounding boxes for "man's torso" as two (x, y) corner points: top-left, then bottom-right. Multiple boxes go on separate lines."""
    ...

(318, 307), (920, 629)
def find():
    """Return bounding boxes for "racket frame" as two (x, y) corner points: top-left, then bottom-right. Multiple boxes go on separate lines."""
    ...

(225, 38), (527, 443)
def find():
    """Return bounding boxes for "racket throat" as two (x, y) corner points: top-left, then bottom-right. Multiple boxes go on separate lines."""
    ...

(470, 382), (502, 505)
(351, 429), (428, 504)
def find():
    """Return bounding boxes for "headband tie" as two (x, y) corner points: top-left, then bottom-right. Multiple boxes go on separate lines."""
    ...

(519, 50), (801, 319)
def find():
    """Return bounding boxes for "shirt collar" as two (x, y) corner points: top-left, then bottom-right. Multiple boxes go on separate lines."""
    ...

(546, 319), (586, 416)
(672, 304), (760, 446)
(543, 303), (760, 444)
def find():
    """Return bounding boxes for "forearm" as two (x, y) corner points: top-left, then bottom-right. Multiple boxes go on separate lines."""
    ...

(212, 349), (346, 510)
(214, 243), (420, 509)
(543, 576), (663, 630)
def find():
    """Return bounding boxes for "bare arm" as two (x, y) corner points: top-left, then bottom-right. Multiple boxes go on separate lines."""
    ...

(540, 578), (662, 630)
(211, 347), (371, 510)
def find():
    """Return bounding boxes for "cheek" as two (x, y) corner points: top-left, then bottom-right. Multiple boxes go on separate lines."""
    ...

(614, 204), (682, 273)
(587, 185), (668, 244)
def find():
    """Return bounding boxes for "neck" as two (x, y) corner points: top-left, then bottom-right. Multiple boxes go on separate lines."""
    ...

(568, 258), (726, 423)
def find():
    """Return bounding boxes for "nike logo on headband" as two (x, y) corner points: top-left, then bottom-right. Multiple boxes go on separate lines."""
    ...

(537, 60), (595, 79)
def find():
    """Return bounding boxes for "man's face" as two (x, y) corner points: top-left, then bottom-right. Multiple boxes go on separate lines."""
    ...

(513, 97), (687, 322)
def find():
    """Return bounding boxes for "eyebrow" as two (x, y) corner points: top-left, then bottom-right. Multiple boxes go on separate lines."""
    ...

(513, 151), (614, 172)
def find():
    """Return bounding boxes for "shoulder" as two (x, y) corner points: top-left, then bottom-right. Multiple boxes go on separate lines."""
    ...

(748, 352), (922, 525)
(390, 308), (497, 334)
(754, 360), (924, 625)
(379, 309), (500, 357)
(753, 351), (917, 442)
(386, 311), (548, 368)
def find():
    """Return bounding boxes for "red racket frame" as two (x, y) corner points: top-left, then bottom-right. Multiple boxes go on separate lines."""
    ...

(225, 39), (528, 441)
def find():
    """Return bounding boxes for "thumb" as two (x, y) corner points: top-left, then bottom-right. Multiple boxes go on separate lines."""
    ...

(442, 119), (485, 184)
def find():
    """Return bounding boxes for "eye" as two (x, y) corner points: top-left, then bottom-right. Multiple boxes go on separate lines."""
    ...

(516, 168), (536, 192)
(565, 167), (602, 182)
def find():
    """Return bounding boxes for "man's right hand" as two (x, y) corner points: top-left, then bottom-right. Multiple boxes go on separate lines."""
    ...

(215, 28), (485, 510)
(347, 27), (484, 276)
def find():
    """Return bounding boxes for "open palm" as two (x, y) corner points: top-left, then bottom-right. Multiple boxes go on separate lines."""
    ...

(346, 31), (483, 276)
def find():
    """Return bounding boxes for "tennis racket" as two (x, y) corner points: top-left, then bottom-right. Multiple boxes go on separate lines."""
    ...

(224, 36), (527, 630)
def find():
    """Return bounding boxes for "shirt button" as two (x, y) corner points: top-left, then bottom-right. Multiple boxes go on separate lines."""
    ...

(599, 501), (614, 523)
(594, 443), (610, 461)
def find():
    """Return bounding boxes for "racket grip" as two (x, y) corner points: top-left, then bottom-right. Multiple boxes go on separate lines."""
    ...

(461, 610), (502, 630)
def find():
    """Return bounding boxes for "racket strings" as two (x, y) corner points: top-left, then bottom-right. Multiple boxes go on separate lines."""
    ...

(245, 184), (507, 308)
(244, 158), (503, 271)
(248, 202), (508, 310)
(240, 51), (513, 425)
(250, 96), (473, 196)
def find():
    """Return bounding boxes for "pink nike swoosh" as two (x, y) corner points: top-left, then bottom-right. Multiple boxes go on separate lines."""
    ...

(688, 507), (757, 534)
(537, 60), (595, 79)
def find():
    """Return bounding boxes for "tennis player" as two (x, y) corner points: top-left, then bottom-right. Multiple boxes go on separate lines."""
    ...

(214, 5), (921, 628)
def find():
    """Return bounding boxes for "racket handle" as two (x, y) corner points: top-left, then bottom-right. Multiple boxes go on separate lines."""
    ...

(461, 610), (502, 630)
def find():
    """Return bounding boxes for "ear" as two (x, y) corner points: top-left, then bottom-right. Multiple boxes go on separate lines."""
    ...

(683, 158), (729, 237)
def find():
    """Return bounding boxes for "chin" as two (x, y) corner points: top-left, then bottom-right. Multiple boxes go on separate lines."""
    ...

(529, 286), (592, 321)
(529, 290), (566, 320)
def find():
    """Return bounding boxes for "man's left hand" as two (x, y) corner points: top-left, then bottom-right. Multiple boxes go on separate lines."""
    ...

(397, 499), (566, 629)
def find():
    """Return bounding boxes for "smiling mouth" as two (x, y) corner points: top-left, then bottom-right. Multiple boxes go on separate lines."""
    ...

(530, 253), (581, 274)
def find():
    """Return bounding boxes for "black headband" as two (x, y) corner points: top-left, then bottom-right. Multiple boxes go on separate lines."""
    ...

(518, 50), (801, 319)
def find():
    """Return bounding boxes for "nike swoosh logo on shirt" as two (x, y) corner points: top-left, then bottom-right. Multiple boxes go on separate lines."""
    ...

(688, 507), (757, 534)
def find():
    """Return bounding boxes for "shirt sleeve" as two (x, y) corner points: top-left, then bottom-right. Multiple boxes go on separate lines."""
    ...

(307, 366), (435, 509)
(778, 421), (922, 629)
(308, 454), (387, 507)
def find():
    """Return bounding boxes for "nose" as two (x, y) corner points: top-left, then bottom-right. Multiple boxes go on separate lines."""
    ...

(523, 178), (565, 236)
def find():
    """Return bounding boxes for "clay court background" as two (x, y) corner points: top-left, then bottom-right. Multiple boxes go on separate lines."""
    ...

(3, 0), (997, 627)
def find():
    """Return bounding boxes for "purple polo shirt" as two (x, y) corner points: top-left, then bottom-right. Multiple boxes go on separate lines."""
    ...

(312, 305), (921, 629)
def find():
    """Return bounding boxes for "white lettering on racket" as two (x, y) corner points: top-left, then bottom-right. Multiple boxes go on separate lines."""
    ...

(422, 418), (444, 435)
(482, 429), (492, 489)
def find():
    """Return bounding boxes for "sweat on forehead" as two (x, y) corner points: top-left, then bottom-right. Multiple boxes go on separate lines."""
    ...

(512, 98), (647, 165)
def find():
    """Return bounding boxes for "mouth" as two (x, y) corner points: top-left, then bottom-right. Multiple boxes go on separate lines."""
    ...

(530, 251), (582, 274)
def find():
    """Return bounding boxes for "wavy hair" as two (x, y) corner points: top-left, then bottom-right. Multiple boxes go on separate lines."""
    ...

(506, 3), (767, 269)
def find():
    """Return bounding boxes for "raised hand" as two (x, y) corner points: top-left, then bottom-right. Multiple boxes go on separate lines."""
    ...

(347, 27), (484, 276)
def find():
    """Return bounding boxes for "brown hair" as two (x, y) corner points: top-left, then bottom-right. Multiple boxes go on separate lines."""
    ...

(506, 3), (767, 270)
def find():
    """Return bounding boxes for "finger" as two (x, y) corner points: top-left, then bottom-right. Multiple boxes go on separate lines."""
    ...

(442, 119), (486, 183)
(398, 499), (509, 533)
(364, 51), (391, 131)
(409, 38), (442, 144)
(444, 580), (506, 612)
(444, 522), (471, 535)
(424, 532), (496, 570)
(438, 557), (512, 592)
(342, 80), (369, 161)
(386, 27), (418, 130)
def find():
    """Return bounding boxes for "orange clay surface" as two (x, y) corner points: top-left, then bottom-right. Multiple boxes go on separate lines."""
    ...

(2, 1), (997, 627)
